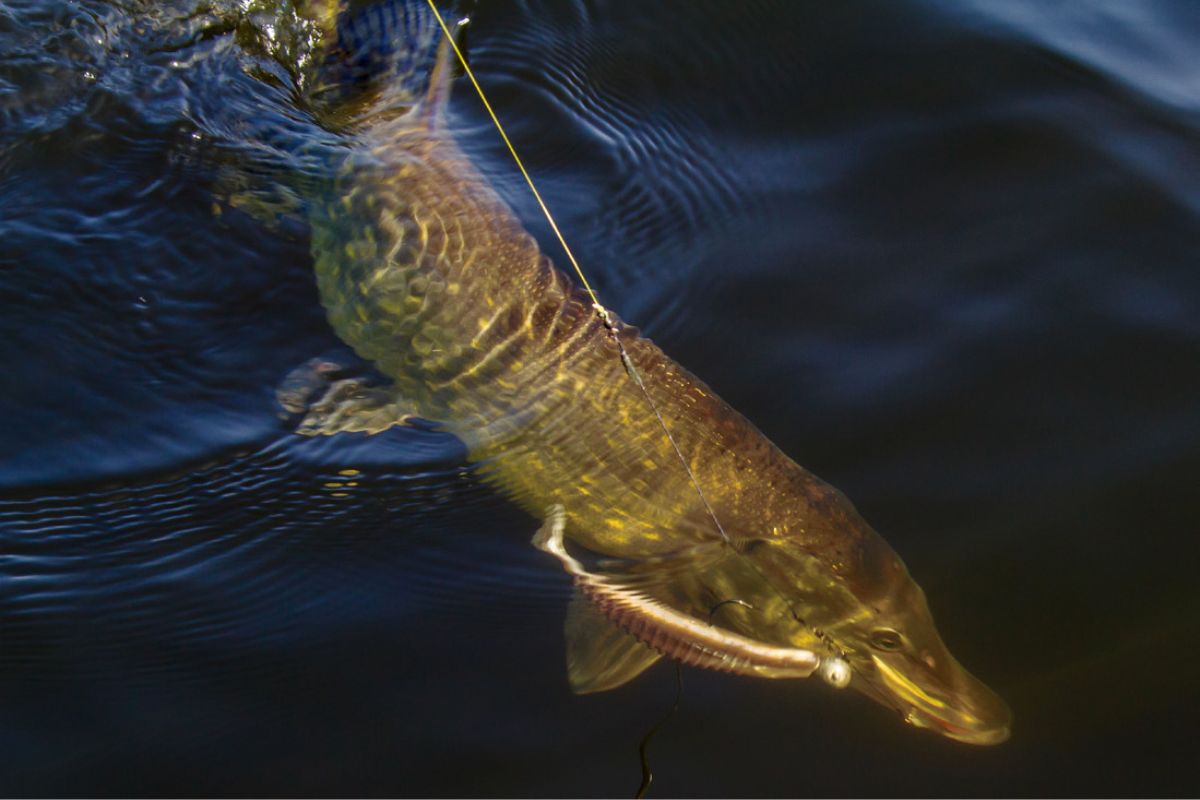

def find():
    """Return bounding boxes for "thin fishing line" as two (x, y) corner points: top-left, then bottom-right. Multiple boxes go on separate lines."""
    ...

(424, 0), (598, 305)
(635, 663), (683, 799)
(424, 0), (732, 546)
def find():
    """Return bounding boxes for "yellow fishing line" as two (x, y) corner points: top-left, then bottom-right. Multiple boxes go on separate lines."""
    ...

(424, 0), (601, 311)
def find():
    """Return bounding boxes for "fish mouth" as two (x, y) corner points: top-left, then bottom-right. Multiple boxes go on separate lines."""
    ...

(871, 655), (1011, 746)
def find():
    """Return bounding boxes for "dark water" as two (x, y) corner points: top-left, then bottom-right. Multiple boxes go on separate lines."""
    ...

(2, 0), (1198, 795)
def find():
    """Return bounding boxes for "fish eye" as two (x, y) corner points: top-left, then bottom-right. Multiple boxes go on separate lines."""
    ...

(869, 628), (904, 651)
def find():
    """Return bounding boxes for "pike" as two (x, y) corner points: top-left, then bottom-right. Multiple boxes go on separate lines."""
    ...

(278, 0), (1010, 744)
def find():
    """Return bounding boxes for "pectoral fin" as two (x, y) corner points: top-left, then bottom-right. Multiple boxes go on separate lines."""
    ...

(277, 357), (420, 435)
(535, 505), (661, 693)
(565, 588), (662, 694)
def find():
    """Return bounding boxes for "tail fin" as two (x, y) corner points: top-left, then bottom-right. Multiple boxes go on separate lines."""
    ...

(303, 0), (457, 128)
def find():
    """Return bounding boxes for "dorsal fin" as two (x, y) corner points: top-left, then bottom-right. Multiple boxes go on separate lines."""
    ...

(416, 24), (455, 130)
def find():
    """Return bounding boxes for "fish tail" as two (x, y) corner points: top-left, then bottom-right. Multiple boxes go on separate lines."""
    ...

(304, 0), (457, 126)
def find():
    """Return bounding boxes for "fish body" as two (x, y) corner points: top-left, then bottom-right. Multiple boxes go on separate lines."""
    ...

(293, 0), (1010, 745)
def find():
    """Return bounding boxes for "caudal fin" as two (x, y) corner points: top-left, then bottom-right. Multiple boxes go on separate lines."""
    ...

(303, 0), (458, 128)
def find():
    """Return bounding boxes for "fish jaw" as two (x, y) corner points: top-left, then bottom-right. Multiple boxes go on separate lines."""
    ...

(869, 653), (1011, 745)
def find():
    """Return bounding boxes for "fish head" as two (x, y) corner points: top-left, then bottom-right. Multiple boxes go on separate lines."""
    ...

(833, 535), (1011, 745)
(736, 494), (1011, 745)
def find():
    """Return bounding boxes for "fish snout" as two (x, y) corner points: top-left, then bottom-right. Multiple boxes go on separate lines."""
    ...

(872, 652), (1011, 745)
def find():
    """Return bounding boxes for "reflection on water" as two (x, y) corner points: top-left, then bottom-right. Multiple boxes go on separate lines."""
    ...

(1, 0), (1198, 795)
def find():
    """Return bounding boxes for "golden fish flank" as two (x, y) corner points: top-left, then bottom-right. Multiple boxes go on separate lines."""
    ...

(284, 0), (1010, 745)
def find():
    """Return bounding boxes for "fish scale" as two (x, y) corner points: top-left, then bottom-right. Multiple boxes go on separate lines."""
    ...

(313, 123), (829, 560)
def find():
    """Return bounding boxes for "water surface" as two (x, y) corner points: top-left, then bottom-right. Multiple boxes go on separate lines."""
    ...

(1, 0), (1198, 795)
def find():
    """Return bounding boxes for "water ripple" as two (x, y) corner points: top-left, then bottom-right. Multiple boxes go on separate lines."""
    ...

(459, 2), (758, 343)
(0, 437), (567, 683)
